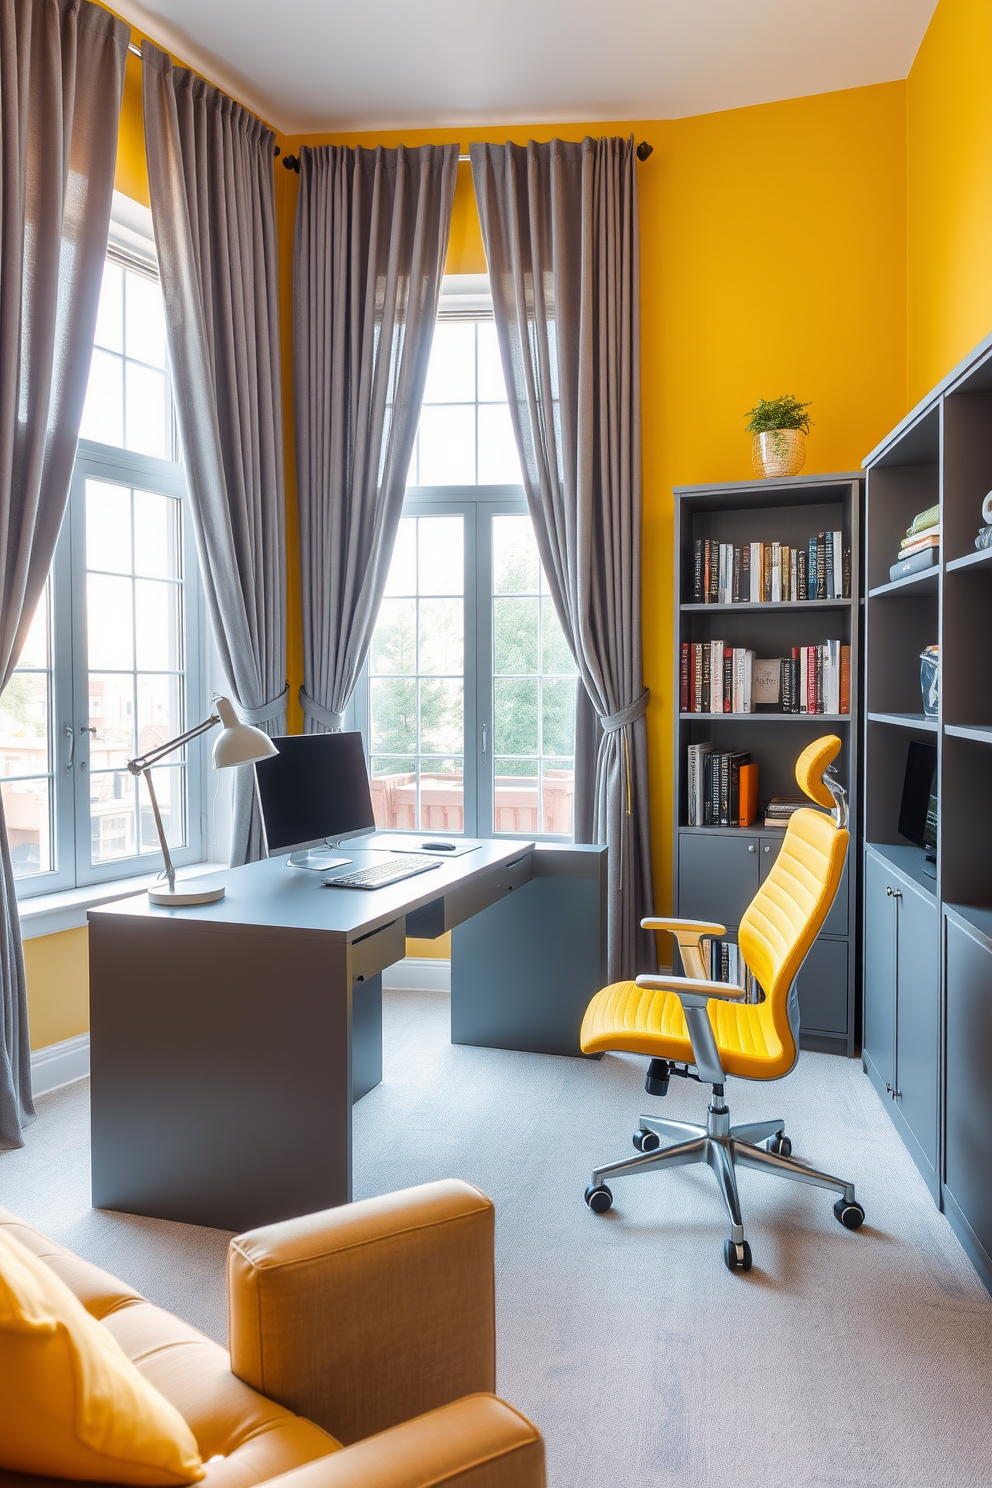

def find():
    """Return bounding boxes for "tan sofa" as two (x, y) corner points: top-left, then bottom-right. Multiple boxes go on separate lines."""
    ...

(0, 1180), (545, 1488)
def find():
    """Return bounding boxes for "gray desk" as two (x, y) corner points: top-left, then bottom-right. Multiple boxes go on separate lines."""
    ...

(88, 840), (607, 1230)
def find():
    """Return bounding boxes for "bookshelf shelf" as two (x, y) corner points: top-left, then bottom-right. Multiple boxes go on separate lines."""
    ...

(866, 711), (938, 731)
(674, 473), (861, 1057)
(867, 568), (939, 598)
(946, 548), (992, 573)
(945, 724), (992, 744)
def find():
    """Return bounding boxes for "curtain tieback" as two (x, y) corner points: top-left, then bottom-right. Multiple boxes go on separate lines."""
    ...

(601, 689), (650, 732)
(299, 687), (344, 731)
(240, 683), (289, 728)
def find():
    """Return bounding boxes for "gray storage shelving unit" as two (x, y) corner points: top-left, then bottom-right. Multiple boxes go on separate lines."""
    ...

(673, 474), (863, 1056)
(862, 329), (992, 1292)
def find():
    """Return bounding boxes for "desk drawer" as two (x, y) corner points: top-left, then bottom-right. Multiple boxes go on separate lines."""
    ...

(350, 918), (405, 982)
(443, 852), (534, 931)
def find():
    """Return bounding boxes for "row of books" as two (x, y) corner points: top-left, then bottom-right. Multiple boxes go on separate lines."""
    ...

(702, 939), (759, 1001)
(686, 744), (758, 826)
(691, 534), (850, 604)
(890, 502), (940, 582)
(680, 642), (850, 714)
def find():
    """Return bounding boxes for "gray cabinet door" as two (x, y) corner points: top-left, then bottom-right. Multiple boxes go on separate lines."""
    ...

(678, 832), (758, 928)
(795, 937), (848, 1035)
(945, 915), (992, 1260)
(863, 848), (897, 1087)
(893, 879), (939, 1172)
(759, 834), (849, 935)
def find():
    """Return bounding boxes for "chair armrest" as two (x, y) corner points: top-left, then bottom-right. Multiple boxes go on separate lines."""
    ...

(258, 1396), (544, 1488)
(228, 1180), (495, 1446)
(635, 972), (747, 1007)
(640, 917), (726, 937)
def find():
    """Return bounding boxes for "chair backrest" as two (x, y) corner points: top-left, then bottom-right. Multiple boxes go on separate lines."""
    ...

(737, 737), (849, 1072)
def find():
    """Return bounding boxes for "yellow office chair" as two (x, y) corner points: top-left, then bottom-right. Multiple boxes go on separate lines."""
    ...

(581, 736), (864, 1272)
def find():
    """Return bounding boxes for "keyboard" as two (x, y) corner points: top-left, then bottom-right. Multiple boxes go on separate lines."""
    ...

(322, 858), (441, 891)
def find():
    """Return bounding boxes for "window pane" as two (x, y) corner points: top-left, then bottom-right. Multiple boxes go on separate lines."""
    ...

(89, 769), (136, 863)
(370, 599), (416, 674)
(422, 322), (475, 403)
(87, 574), (134, 669)
(418, 757), (463, 832)
(125, 362), (169, 459)
(0, 673), (50, 773)
(419, 598), (462, 675)
(494, 596), (538, 675)
(417, 516), (462, 595)
(3, 778), (52, 875)
(125, 270), (168, 368)
(542, 598), (577, 674)
(86, 480), (132, 574)
(493, 514), (539, 593)
(542, 760), (574, 836)
(419, 678), (462, 754)
(18, 587), (50, 669)
(416, 405), (475, 486)
(139, 766), (185, 851)
(383, 518), (417, 596)
(135, 580), (181, 670)
(542, 677), (576, 756)
(477, 322), (507, 402)
(478, 403), (522, 485)
(494, 763), (539, 835)
(370, 756), (417, 830)
(80, 350), (124, 447)
(134, 490), (181, 579)
(495, 677), (538, 756)
(137, 673), (182, 757)
(93, 260), (124, 353)
(370, 677), (416, 754)
(89, 674), (134, 767)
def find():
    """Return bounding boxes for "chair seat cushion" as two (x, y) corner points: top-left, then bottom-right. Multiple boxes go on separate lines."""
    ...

(580, 980), (789, 1079)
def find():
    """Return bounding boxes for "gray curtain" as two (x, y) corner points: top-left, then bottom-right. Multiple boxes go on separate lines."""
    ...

(471, 137), (655, 983)
(0, 0), (128, 1146)
(143, 43), (287, 865)
(294, 144), (457, 733)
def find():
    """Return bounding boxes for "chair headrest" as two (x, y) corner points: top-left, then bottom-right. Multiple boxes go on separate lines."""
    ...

(795, 735), (842, 809)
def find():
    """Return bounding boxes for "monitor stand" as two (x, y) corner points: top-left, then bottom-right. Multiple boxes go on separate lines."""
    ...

(287, 849), (352, 871)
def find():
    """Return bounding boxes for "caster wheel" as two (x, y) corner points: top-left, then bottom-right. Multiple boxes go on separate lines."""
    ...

(767, 1133), (792, 1157)
(724, 1238), (753, 1272)
(834, 1198), (865, 1230)
(585, 1184), (613, 1214)
(633, 1129), (660, 1152)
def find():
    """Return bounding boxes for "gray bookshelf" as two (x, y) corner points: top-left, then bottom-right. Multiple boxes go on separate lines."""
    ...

(862, 328), (992, 1293)
(673, 474), (864, 1056)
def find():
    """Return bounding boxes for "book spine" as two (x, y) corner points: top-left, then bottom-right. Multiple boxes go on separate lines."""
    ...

(741, 544), (751, 601)
(680, 642), (690, 714)
(693, 643), (703, 713)
(780, 658), (792, 714)
(709, 752), (722, 826)
(745, 650), (755, 713)
(825, 533), (835, 600)
(816, 533), (826, 600)
(710, 640), (723, 713)
(729, 754), (741, 826)
(693, 539), (704, 603)
(702, 752), (712, 826)
(797, 550), (808, 601)
(749, 543), (761, 602)
(833, 531), (842, 599)
(815, 645), (823, 714)
(791, 648), (800, 714)
(732, 545), (742, 604)
(709, 541), (719, 604)
(840, 644), (851, 715)
(723, 647), (733, 712)
(702, 641), (711, 711)
(723, 544), (732, 604)
(687, 744), (696, 825)
(703, 540), (711, 604)
(800, 647), (808, 713)
(720, 752), (730, 827)
(770, 541), (781, 602)
(782, 544), (791, 602)
(842, 547), (851, 599)
(762, 544), (772, 603)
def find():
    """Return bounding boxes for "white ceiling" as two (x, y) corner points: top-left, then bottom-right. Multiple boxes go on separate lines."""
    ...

(114, 0), (939, 136)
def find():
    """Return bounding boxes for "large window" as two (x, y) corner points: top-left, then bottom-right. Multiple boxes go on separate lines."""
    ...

(1, 218), (204, 897)
(360, 297), (577, 839)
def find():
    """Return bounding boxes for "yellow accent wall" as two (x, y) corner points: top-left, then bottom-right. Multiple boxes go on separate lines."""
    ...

(24, 930), (89, 1052)
(908, 0), (992, 404)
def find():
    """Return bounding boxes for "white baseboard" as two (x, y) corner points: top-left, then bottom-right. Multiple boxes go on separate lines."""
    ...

(31, 1033), (90, 1096)
(382, 957), (451, 993)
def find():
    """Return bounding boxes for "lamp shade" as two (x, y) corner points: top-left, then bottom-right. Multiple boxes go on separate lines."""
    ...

(212, 696), (279, 769)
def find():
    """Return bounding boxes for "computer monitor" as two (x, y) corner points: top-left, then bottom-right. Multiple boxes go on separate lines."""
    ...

(255, 732), (375, 856)
(898, 740), (937, 868)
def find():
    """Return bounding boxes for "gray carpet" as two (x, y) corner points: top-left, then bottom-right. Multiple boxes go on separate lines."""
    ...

(2, 989), (992, 1488)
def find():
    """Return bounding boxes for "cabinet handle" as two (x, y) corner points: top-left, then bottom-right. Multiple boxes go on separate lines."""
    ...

(748, 844), (755, 853)
(885, 886), (902, 898)
(885, 1082), (902, 1099)
(763, 845), (770, 853)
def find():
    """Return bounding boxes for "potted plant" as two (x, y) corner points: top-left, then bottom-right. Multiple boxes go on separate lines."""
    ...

(745, 395), (813, 478)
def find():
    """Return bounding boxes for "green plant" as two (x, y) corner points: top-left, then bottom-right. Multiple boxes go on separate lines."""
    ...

(745, 395), (813, 435)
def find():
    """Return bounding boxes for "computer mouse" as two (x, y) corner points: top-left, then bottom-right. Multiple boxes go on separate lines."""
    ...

(422, 840), (457, 851)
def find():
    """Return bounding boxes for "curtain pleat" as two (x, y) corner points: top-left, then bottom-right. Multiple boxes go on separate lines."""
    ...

(142, 43), (287, 865)
(294, 143), (457, 734)
(470, 137), (655, 983)
(0, 0), (128, 1145)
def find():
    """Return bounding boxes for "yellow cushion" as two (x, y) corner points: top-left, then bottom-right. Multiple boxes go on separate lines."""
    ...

(0, 1228), (205, 1486)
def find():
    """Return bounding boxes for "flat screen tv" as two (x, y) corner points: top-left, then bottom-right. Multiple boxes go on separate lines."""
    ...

(898, 740), (937, 869)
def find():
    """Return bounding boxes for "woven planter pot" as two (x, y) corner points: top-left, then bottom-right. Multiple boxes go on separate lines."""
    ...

(752, 428), (806, 478)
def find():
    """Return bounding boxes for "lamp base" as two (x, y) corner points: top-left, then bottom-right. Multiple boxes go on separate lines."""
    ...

(148, 885), (226, 907)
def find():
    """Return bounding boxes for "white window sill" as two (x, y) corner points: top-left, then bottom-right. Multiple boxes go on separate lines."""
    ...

(18, 862), (229, 940)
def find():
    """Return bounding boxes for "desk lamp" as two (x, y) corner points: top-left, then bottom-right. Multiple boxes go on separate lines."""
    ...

(126, 695), (277, 906)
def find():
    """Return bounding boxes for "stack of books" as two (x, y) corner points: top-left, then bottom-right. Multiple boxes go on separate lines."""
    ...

(703, 940), (759, 1001)
(692, 533), (850, 603)
(890, 504), (940, 582)
(686, 743), (757, 826)
(681, 641), (850, 714)
(680, 643), (756, 712)
(763, 796), (810, 829)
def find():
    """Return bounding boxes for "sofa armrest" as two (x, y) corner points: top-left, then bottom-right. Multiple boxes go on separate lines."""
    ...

(259, 1396), (544, 1488)
(228, 1181), (495, 1446)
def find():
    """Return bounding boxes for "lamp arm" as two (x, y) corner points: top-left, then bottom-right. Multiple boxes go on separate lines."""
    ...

(127, 713), (221, 776)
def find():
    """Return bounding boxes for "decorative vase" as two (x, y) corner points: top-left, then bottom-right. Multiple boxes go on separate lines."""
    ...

(752, 428), (806, 478)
